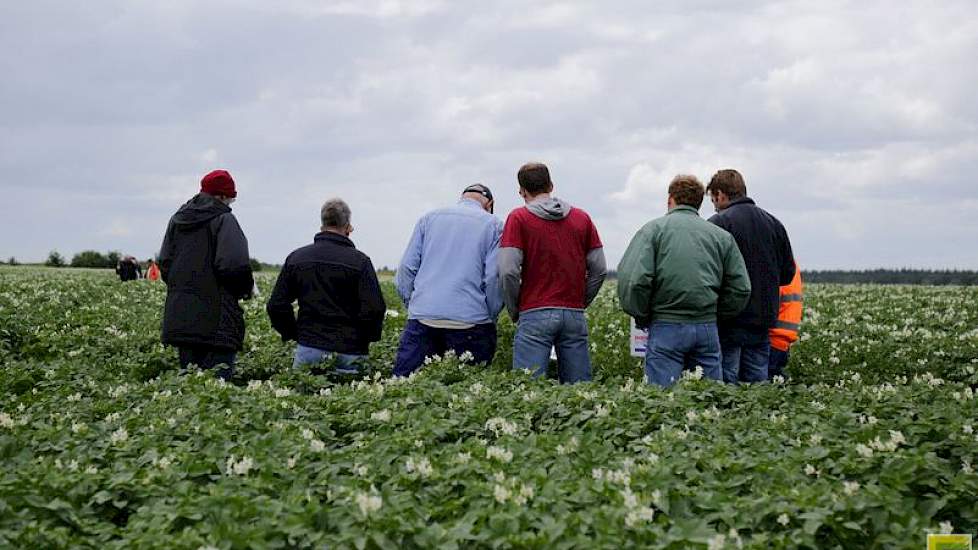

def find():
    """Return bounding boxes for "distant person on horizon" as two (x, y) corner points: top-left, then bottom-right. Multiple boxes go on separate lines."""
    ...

(267, 198), (386, 375)
(393, 184), (503, 377)
(145, 258), (161, 281)
(115, 256), (141, 281)
(707, 169), (795, 384)
(158, 169), (254, 381)
(769, 261), (803, 380)
(617, 175), (751, 387)
(499, 162), (606, 384)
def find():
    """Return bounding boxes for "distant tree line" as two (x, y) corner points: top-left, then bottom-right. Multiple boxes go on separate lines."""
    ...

(803, 269), (978, 286)
(37, 250), (270, 272)
(68, 250), (124, 268)
(602, 269), (977, 285)
(18, 256), (976, 285)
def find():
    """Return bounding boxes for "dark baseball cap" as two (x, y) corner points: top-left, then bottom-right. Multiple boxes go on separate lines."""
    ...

(462, 183), (493, 202)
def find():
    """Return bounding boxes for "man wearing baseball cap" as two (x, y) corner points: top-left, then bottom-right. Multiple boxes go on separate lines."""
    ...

(158, 169), (254, 380)
(393, 183), (503, 376)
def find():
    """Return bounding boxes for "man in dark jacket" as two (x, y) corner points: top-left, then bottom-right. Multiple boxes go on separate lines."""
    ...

(266, 198), (386, 374)
(707, 169), (795, 384)
(158, 170), (254, 380)
(115, 256), (141, 281)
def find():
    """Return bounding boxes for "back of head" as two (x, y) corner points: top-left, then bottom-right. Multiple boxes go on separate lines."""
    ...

(706, 169), (747, 199)
(321, 198), (351, 230)
(668, 175), (705, 209)
(462, 183), (494, 204)
(517, 162), (552, 196)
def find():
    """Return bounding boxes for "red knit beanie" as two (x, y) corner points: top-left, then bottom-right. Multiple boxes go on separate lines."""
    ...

(200, 170), (237, 198)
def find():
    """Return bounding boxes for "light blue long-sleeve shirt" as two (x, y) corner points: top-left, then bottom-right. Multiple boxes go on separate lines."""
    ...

(396, 199), (504, 324)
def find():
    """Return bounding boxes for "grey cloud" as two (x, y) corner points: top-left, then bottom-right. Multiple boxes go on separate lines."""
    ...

(1, 0), (976, 270)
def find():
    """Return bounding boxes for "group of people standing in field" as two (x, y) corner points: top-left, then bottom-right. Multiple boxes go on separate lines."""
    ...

(114, 256), (160, 282)
(156, 164), (802, 386)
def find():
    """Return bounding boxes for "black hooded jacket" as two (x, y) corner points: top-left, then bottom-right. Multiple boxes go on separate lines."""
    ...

(158, 193), (254, 351)
(709, 197), (795, 336)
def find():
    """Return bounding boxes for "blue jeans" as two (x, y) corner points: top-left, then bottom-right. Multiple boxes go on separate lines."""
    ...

(768, 347), (790, 380)
(513, 308), (591, 384)
(393, 320), (497, 377)
(293, 344), (368, 374)
(178, 346), (236, 381)
(644, 322), (722, 387)
(719, 338), (770, 384)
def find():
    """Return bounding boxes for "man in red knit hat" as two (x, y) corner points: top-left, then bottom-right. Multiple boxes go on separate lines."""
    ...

(158, 169), (254, 380)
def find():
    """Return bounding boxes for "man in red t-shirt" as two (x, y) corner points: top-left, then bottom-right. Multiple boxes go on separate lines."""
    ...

(498, 162), (607, 383)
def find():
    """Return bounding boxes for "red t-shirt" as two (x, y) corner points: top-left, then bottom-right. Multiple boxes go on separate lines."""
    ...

(501, 206), (603, 312)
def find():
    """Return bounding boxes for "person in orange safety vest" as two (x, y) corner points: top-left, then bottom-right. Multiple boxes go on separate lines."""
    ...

(768, 261), (802, 379)
(146, 259), (161, 281)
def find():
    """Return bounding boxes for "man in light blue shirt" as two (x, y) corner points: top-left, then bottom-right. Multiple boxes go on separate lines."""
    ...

(394, 184), (503, 376)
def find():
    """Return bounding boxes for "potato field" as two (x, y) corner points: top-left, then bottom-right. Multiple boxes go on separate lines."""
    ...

(0, 266), (976, 549)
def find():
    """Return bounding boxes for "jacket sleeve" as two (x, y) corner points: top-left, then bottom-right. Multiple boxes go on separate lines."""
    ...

(266, 264), (298, 341)
(358, 258), (387, 343)
(498, 247), (523, 322)
(616, 225), (656, 327)
(213, 214), (254, 299)
(717, 236), (752, 319)
(158, 220), (175, 283)
(395, 217), (424, 307)
(483, 221), (504, 320)
(777, 222), (796, 286)
(584, 247), (607, 307)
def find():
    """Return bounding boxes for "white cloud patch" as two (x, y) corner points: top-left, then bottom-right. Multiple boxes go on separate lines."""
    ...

(0, 0), (976, 268)
(199, 148), (219, 165)
(100, 219), (133, 238)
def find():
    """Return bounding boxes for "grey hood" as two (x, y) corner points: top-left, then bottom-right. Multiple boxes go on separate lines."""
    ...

(526, 197), (572, 220)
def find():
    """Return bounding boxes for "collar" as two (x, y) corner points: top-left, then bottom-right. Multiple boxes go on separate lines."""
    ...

(728, 196), (756, 208)
(314, 231), (355, 248)
(668, 205), (700, 215)
(458, 197), (484, 209)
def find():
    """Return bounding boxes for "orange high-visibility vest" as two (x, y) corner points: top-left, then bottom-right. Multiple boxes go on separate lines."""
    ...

(770, 262), (803, 352)
(147, 263), (161, 282)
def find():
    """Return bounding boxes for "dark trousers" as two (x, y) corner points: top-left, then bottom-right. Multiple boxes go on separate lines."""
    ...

(768, 347), (790, 380)
(393, 320), (497, 377)
(178, 346), (236, 381)
(719, 327), (770, 384)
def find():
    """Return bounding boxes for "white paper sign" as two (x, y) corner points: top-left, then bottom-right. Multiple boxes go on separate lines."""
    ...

(630, 319), (649, 357)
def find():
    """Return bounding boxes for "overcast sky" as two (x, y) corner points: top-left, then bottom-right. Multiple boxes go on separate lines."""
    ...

(2, 0), (976, 269)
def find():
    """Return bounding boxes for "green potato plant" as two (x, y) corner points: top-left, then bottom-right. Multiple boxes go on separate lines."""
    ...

(0, 267), (976, 548)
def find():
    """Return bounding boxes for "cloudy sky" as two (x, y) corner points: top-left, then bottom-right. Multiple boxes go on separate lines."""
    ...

(2, 0), (976, 269)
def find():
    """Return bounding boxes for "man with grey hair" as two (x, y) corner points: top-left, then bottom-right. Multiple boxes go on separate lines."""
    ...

(267, 198), (386, 374)
(394, 184), (503, 376)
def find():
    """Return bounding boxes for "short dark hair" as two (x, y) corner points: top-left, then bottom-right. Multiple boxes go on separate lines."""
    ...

(706, 169), (747, 199)
(517, 162), (552, 195)
(668, 175), (705, 209)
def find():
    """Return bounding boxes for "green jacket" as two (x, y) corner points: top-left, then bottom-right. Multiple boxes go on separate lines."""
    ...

(617, 205), (751, 326)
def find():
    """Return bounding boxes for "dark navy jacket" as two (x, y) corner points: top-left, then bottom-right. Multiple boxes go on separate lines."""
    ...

(159, 193), (254, 351)
(709, 197), (795, 337)
(266, 232), (386, 355)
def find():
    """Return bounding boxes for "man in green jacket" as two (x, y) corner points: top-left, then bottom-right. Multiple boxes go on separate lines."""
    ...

(617, 175), (751, 386)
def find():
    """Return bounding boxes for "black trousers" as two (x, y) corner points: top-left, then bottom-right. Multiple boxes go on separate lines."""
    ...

(178, 346), (236, 380)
